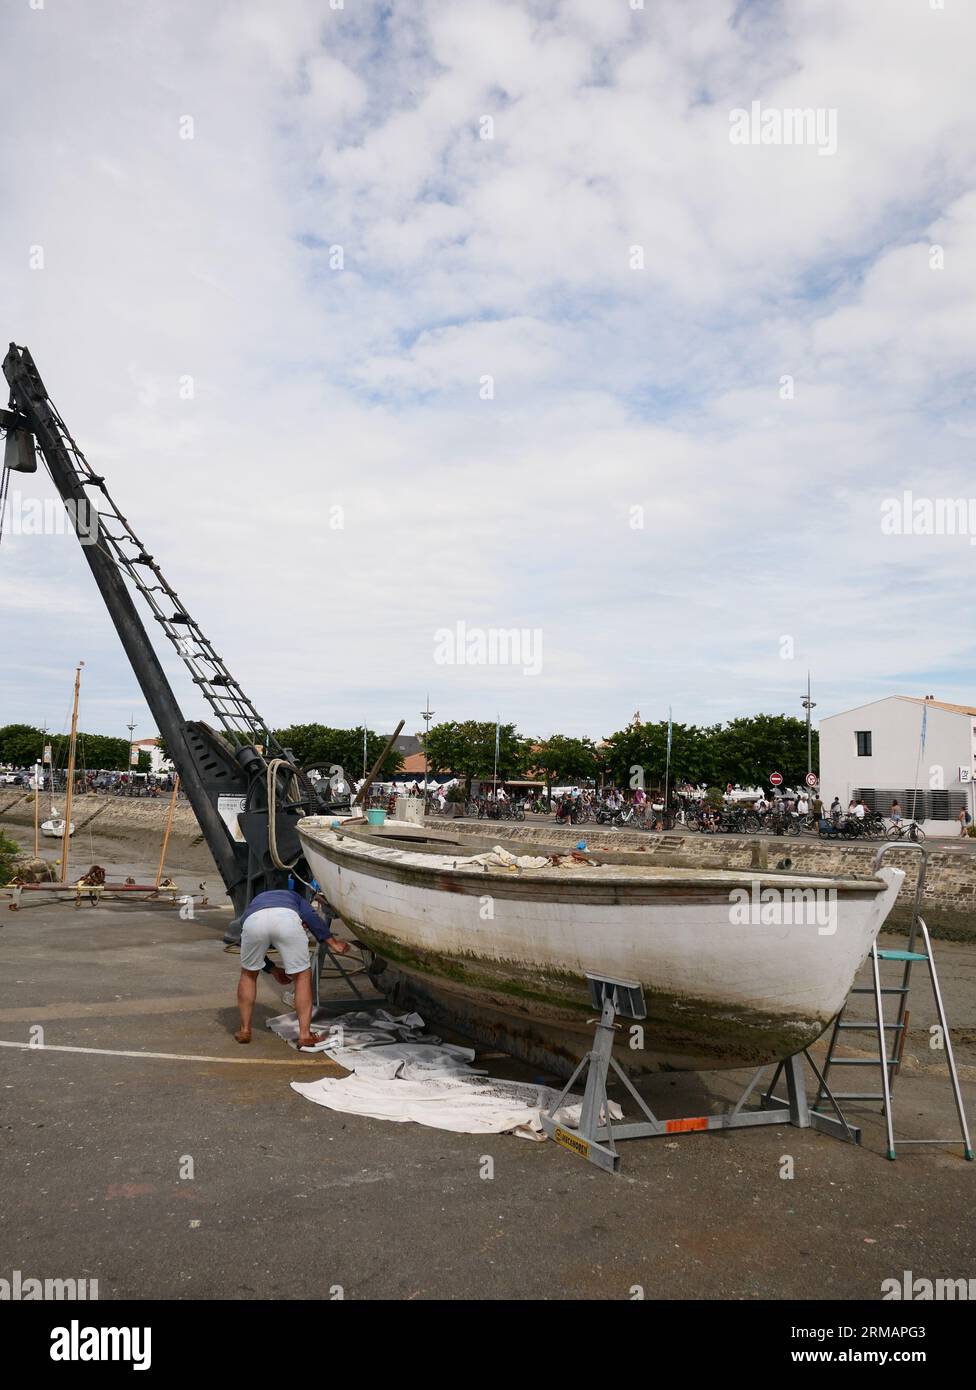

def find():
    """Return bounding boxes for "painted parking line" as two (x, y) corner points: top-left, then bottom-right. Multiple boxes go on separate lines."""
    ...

(0, 1040), (334, 1066)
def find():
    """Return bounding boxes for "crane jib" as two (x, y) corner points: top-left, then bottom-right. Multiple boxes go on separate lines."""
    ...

(1, 341), (322, 931)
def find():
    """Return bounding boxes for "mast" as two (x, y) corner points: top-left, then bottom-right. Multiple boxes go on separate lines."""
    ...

(156, 774), (180, 888)
(60, 661), (83, 882)
(33, 755), (41, 858)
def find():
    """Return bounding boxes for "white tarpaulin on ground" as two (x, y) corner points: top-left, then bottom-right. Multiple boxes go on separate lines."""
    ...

(268, 1007), (620, 1140)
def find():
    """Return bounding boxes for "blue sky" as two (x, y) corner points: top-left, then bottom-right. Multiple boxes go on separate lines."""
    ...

(2, 0), (975, 747)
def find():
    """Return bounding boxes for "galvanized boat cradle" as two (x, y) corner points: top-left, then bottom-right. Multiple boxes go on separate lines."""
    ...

(542, 843), (973, 1173)
(540, 974), (858, 1175)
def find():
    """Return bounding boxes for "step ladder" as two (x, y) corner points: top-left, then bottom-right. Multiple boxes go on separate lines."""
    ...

(814, 843), (973, 1161)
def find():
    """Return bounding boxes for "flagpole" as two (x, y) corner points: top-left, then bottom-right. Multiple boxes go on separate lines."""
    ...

(492, 716), (500, 800)
(664, 706), (672, 829)
(910, 703), (927, 825)
(60, 662), (84, 883)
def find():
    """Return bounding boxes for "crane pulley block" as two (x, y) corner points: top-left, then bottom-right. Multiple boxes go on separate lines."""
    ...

(0, 407), (37, 472)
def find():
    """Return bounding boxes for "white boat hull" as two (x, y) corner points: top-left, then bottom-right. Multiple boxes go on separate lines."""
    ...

(40, 819), (74, 838)
(298, 818), (905, 1073)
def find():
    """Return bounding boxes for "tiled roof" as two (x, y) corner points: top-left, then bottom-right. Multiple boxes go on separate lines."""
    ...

(901, 697), (976, 717)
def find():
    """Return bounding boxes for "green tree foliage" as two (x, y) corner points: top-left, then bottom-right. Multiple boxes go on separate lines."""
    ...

(0, 829), (19, 884)
(0, 724), (46, 765)
(600, 720), (721, 790)
(74, 734), (151, 773)
(156, 726), (403, 779)
(531, 734), (598, 789)
(600, 715), (816, 791)
(423, 721), (530, 784)
(4, 714), (817, 790)
(0, 724), (149, 772)
(273, 725), (404, 779)
(711, 715), (816, 789)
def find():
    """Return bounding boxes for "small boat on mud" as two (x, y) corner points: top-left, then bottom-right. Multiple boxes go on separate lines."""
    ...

(298, 818), (905, 1076)
(40, 817), (75, 838)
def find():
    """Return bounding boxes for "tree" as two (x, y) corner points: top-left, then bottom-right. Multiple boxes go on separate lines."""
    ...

(0, 724), (45, 765)
(599, 713), (817, 791)
(0, 829), (19, 882)
(272, 725), (403, 780)
(599, 720), (720, 791)
(712, 715), (816, 788)
(531, 734), (598, 792)
(73, 733), (150, 772)
(424, 721), (529, 786)
(0, 724), (150, 772)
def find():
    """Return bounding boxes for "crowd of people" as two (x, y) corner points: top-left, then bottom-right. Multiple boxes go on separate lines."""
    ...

(55, 769), (177, 798)
(345, 776), (975, 839)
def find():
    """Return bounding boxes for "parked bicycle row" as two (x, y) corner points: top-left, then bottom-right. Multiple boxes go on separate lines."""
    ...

(426, 785), (928, 842)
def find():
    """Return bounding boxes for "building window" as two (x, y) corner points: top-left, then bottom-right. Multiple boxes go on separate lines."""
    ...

(855, 731), (872, 757)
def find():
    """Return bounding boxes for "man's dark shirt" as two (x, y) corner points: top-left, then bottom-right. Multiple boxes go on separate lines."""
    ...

(241, 889), (333, 943)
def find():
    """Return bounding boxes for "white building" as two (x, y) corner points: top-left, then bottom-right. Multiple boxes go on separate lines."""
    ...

(819, 696), (976, 838)
(132, 737), (172, 775)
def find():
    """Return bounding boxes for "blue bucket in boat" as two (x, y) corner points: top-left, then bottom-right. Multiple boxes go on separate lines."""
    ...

(366, 808), (386, 826)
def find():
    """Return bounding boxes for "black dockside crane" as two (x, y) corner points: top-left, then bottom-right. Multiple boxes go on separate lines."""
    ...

(1, 342), (336, 937)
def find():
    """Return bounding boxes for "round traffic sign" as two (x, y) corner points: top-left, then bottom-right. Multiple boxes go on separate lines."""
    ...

(805, 772), (819, 788)
(769, 771), (783, 787)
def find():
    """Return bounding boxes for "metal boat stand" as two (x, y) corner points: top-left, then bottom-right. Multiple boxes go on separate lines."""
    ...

(540, 973), (859, 1175)
(310, 937), (386, 1013)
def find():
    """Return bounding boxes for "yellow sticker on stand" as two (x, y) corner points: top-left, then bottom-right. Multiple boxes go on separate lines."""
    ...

(553, 1127), (590, 1158)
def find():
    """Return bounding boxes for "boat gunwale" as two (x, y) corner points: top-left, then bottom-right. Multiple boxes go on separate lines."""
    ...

(298, 817), (889, 896)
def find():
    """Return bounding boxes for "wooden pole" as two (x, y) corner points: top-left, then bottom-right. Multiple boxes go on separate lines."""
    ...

(59, 662), (83, 883)
(33, 760), (41, 858)
(155, 774), (180, 887)
(353, 719), (404, 811)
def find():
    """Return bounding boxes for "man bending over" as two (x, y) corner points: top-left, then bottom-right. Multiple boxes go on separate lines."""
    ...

(235, 889), (350, 1049)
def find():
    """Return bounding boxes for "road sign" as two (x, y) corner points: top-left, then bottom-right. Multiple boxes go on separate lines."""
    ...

(769, 771), (783, 787)
(805, 772), (819, 788)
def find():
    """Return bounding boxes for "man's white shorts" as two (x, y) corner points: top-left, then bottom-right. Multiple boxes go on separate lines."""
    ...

(240, 907), (311, 976)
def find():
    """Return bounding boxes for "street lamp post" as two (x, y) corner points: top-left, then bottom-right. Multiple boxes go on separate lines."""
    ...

(421, 695), (435, 812)
(126, 715), (137, 779)
(801, 672), (816, 783)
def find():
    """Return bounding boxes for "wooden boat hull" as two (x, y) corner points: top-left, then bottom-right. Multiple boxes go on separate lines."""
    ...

(298, 818), (905, 1074)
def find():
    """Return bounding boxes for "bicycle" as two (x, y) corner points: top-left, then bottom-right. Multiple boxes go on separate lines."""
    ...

(885, 818), (926, 843)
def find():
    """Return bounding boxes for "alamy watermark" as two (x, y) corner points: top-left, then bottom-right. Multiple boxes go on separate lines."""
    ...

(433, 621), (543, 676)
(50, 1320), (151, 1370)
(881, 491), (976, 545)
(882, 1270), (976, 1300)
(1, 1268), (98, 1299)
(729, 101), (838, 156)
(1, 490), (97, 544)
(729, 884), (838, 936)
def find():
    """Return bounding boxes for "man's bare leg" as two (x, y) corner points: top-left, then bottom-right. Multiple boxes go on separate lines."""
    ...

(293, 968), (324, 1049)
(236, 968), (259, 1042)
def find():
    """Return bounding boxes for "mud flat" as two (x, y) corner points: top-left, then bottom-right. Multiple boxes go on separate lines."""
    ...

(0, 789), (219, 881)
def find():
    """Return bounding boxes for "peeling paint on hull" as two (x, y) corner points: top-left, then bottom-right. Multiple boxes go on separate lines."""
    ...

(299, 818), (905, 1073)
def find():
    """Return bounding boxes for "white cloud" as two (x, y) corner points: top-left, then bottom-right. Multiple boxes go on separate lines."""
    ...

(2, 0), (975, 744)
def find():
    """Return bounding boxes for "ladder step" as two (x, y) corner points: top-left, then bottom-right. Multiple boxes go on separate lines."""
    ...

(876, 949), (928, 962)
(824, 1057), (897, 1067)
(830, 1092), (887, 1101)
(836, 1021), (903, 1030)
(850, 986), (909, 995)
